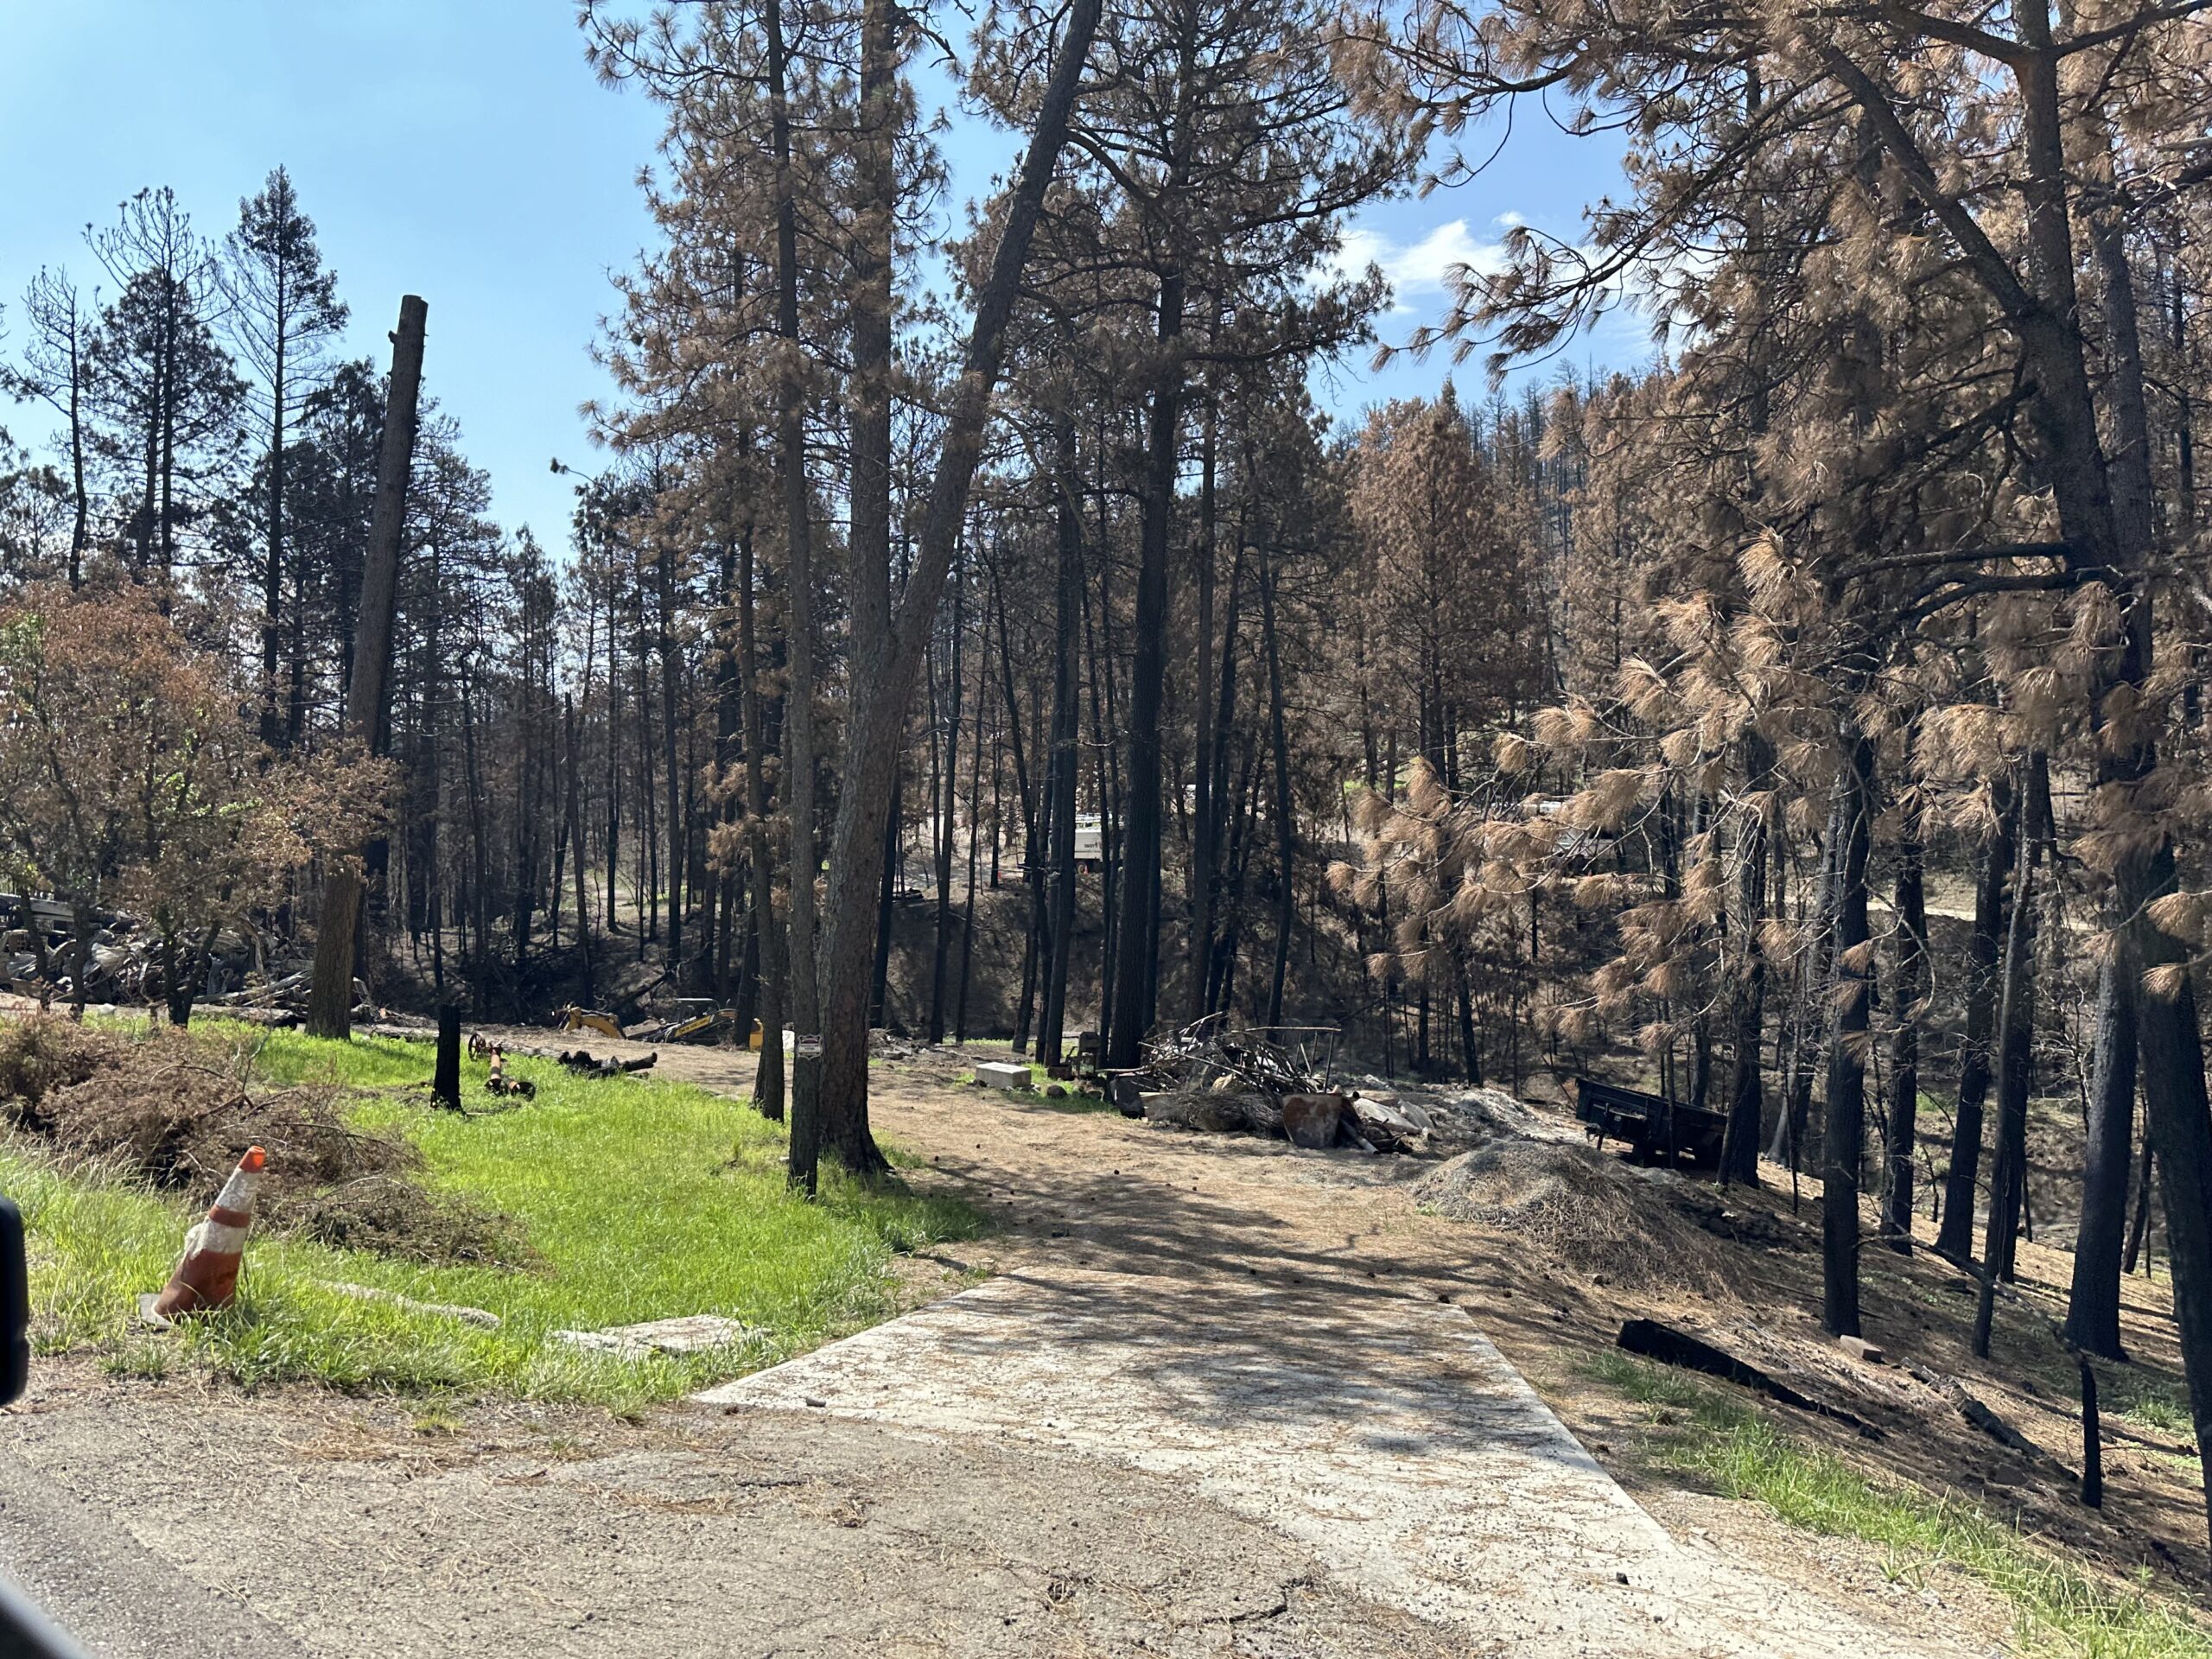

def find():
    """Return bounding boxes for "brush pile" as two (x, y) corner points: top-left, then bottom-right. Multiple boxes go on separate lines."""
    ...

(0, 1015), (525, 1265)
(1116, 1016), (1507, 1154)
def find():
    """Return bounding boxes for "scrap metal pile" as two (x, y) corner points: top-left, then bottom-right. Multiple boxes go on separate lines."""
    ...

(2, 894), (144, 1002)
(1109, 1015), (1434, 1154)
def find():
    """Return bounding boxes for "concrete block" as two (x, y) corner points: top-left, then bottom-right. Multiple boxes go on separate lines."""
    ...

(976, 1061), (1033, 1092)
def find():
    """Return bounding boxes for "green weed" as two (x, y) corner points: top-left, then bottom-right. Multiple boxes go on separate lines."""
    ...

(1580, 1353), (2211, 1658)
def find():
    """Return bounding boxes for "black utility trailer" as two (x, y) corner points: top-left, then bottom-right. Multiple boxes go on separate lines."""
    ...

(1569, 1076), (1727, 1170)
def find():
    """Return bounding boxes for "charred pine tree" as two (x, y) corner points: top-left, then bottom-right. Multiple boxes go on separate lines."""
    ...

(1936, 774), (2015, 1257)
(741, 512), (786, 1122)
(1038, 392), (1084, 1063)
(1721, 732), (1773, 1186)
(1821, 722), (1875, 1338)
(1983, 754), (2047, 1296)
(1259, 540), (1295, 1028)
(1880, 794), (1927, 1252)
(927, 569), (965, 1043)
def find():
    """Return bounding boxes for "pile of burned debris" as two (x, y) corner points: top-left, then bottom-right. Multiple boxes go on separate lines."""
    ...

(1108, 1016), (1524, 1156)
(2, 893), (150, 1004)
(0, 892), (381, 1024)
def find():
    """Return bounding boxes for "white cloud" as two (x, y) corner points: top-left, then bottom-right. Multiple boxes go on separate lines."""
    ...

(1326, 219), (1511, 313)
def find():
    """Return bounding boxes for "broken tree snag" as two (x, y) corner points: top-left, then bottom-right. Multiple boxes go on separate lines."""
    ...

(307, 294), (429, 1041)
(1616, 1319), (1879, 1439)
(2079, 1357), (2104, 1510)
(432, 1005), (461, 1110)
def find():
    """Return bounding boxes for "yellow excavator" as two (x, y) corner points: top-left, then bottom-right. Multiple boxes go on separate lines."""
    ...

(561, 1000), (738, 1045)
(652, 999), (737, 1043)
(558, 1006), (628, 1042)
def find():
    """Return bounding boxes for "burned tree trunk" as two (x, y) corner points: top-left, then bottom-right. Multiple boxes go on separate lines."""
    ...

(739, 511), (785, 1122)
(1722, 731), (1772, 1187)
(1038, 393), (1084, 1065)
(1936, 778), (2015, 1257)
(927, 573), (964, 1044)
(1259, 543), (1295, 1029)
(1106, 256), (1190, 1067)
(308, 295), (427, 1039)
(1821, 727), (1874, 1338)
(433, 1005), (461, 1110)
(2068, 956), (2138, 1357)
(655, 531), (685, 986)
(566, 693), (594, 1003)
(1984, 757), (2045, 1292)
(1881, 804), (1926, 1252)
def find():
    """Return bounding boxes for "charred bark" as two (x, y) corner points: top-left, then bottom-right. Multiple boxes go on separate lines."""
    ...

(308, 295), (426, 1039)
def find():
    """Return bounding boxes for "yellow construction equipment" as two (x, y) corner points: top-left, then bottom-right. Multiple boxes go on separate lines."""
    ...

(559, 1006), (627, 1042)
(652, 999), (736, 1044)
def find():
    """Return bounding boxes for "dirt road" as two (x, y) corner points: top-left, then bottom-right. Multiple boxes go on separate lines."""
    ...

(0, 1039), (2004, 1656)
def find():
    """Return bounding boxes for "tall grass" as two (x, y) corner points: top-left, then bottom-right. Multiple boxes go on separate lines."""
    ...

(8, 1024), (981, 1409)
(1584, 1352), (2212, 1659)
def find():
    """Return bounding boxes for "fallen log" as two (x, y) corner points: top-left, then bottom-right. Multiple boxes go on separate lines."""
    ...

(1617, 1319), (1880, 1439)
(2101, 1420), (2196, 1459)
(1902, 1358), (2078, 1486)
(1928, 1245), (2101, 1505)
(558, 1048), (658, 1077)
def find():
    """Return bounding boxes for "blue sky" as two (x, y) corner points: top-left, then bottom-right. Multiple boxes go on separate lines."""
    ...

(0, 1), (1641, 547)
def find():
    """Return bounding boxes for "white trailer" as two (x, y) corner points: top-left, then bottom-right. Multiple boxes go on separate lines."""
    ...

(1073, 814), (1105, 867)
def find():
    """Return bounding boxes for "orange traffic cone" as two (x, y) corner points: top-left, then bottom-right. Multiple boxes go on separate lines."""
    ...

(146, 1147), (266, 1322)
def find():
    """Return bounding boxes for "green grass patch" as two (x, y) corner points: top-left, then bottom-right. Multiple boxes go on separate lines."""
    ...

(9, 1023), (982, 1409)
(1581, 1352), (2212, 1658)
(2106, 1375), (2196, 1439)
(957, 1065), (1114, 1114)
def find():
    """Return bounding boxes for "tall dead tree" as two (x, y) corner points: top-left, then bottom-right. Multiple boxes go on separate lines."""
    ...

(306, 295), (428, 1039)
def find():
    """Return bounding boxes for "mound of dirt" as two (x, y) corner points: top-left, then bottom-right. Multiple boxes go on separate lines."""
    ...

(0, 1016), (526, 1267)
(1413, 1138), (1746, 1296)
